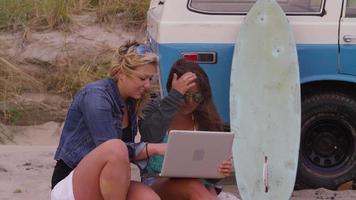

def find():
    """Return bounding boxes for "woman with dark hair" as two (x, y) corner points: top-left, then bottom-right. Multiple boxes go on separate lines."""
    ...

(139, 59), (233, 200)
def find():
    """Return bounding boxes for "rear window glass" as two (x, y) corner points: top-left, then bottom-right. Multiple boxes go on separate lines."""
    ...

(188, 0), (325, 15)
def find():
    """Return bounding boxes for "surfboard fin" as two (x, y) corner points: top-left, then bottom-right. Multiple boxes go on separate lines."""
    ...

(263, 156), (269, 193)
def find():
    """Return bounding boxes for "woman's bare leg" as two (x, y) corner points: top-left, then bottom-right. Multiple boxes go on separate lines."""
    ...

(127, 181), (160, 200)
(151, 178), (217, 200)
(72, 139), (131, 200)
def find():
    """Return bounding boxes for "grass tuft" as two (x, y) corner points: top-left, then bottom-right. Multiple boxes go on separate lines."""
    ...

(29, 0), (71, 30)
(42, 51), (113, 98)
(0, 57), (41, 98)
(120, 0), (150, 27)
(0, 56), (42, 124)
(0, 0), (150, 125)
(0, 0), (150, 31)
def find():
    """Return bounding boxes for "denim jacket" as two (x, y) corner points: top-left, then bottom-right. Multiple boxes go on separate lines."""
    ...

(54, 78), (144, 168)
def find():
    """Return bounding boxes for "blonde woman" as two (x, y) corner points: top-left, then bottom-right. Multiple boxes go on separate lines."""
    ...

(51, 41), (165, 200)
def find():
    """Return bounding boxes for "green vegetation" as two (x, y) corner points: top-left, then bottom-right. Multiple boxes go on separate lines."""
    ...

(121, 0), (151, 26)
(0, 1), (150, 125)
(0, 52), (113, 124)
(0, 0), (70, 30)
(0, 56), (42, 124)
(0, 57), (42, 99)
(0, 0), (150, 31)
(43, 51), (112, 98)
(2, 106), (24, 125)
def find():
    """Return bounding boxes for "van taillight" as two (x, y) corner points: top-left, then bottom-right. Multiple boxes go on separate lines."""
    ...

(181, 52), (217, 64)
(182, 53), (198, 62)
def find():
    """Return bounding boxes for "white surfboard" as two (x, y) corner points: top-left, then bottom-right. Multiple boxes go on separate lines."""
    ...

(230, 0), (301, 200)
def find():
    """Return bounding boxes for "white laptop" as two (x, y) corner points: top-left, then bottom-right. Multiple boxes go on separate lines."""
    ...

(159, 130), (234, 179)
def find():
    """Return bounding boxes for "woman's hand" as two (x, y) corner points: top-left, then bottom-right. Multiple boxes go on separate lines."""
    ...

(219, 158), (233, 177)
(171, 72), (197, 95)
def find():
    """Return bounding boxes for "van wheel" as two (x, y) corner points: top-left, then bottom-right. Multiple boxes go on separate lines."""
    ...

(296, 93), (356, 190)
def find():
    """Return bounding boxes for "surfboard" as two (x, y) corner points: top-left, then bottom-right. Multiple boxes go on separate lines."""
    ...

(229, 0), (301, 200)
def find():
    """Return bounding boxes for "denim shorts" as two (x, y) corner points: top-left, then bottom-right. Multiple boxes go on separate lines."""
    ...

(141, 175), (158, 186)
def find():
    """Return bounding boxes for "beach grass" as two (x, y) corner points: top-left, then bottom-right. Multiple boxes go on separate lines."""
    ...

(0, 51), (113, 124)
(0, 0), (150, 125)
(0, 0), (150, 31)
(0, 0), (71, 30)
(0, 56), (42, 124)
(43, 51), (112, 98)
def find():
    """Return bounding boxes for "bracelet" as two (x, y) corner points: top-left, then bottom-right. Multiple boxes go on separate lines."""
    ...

(145, 143), (150, 160)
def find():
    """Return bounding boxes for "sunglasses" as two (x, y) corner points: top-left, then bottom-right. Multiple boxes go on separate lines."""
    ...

(135, 44), (153, 55)
(184, 92), (204, 104)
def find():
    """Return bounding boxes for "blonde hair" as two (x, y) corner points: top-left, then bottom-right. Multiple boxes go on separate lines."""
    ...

(110, 40), (158, 117)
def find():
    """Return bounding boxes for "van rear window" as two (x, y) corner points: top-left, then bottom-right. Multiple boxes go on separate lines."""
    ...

(188, 0), (325, 15)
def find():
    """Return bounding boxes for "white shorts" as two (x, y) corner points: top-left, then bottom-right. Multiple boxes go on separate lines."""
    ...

(51, 171), (75, 200)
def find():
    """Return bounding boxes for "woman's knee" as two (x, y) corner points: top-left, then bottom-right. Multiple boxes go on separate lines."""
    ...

(155, 179), (210, 200)
(183, 179), (213, 198)
(100, 139), (129, 163)
(147, 193), (161, 200)
(185, 179), (205, 191)
(135, 189), (160, 200)
(128, 182), (161, 200)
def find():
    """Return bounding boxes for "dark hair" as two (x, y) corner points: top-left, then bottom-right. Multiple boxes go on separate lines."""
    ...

(166, 59), (223, 131)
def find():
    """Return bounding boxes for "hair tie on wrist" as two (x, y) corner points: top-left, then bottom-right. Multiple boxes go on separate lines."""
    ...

(145, 143), (150, 160)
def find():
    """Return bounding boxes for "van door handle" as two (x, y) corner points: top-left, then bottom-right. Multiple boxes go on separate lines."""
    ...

(343, 35), (356, 42)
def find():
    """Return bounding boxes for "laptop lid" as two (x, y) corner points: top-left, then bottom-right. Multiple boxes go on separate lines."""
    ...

(159, 130), (234, 179)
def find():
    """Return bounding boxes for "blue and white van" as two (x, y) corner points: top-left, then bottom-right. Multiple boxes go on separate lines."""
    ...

(147, 0), (356, 189)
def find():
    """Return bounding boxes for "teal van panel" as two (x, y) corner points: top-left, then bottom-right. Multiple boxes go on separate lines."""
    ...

(340, 44), (356, 75)
(297, 44), (339, 78)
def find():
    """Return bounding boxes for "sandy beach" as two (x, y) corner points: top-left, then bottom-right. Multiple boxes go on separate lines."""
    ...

(1, 122), (356, 200)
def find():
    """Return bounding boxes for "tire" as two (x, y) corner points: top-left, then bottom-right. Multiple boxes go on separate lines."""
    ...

(296, 93), (356, 190)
